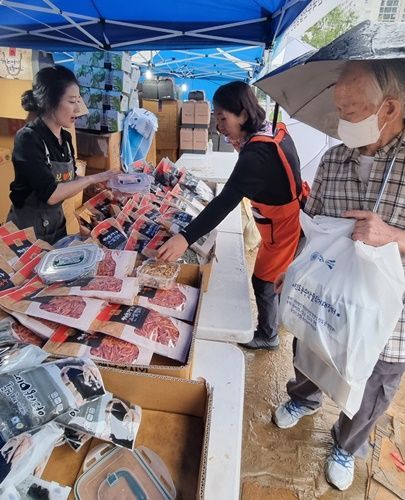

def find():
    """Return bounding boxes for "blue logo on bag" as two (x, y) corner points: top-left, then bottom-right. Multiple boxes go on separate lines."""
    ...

(310, 252), (335, 270)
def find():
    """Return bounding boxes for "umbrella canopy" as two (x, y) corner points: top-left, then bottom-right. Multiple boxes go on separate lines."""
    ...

(254, 21), (405, 138)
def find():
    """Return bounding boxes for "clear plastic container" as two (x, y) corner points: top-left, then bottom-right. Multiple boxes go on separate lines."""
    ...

(36, 244), (104, 284)
(136, 259), (181, 290)
(108, 173), (151, 194)
(75, 444), (176, 500)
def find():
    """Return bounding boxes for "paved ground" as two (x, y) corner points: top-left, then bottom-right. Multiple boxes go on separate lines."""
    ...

(239, 247), (405, 499)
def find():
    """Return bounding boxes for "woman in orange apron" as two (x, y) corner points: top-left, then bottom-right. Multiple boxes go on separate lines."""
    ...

(8, 66), (116, 245)
(158, 81), (305, 349)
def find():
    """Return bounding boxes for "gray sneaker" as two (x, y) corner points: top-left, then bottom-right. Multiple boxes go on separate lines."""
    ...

(239, 332), (279, 350)
(325, 443), (355, 490)
(273, 399), (320, 428)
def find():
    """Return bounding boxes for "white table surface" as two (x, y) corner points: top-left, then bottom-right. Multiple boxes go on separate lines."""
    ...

(215, 183), (243, 235)
(196, 231), (254, 343)
(176, 151), (238, 184)
(192, 339), (245, 500)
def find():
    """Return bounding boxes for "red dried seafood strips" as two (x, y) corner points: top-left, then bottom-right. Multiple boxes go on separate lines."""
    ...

(39, 296), (87, 319)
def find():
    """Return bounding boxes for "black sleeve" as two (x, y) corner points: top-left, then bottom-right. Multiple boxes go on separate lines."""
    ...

(180, 149), (265, 245)
(180, 183), (244, 245)
(12, 127), (58, 204)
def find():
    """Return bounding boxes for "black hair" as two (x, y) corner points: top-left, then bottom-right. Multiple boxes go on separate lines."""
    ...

(213, 81), (266, 133)
(21, 65), (79, 116)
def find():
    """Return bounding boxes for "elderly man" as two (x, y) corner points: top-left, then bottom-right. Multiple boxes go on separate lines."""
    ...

(273, 60), (405, 491)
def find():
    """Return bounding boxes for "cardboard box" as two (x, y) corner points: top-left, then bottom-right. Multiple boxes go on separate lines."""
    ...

(103, 90), (128, 112)
(76, 131), (121, 171)
(0, 79), (31, 120)
(75, 108), (102, 131)
(102, 109), (125, 132)
(193, 128), (208, 152)
(80, 87), (103, 110)
(194, 101), (211, 126)
(42, 370), (212, 500)
(180, 127), (193, 150)
(156, 148), (178, 164)
(128, 89), (139, 109)
(75, 52), (132, 73)
(91, 262), (211, 379)
(146, 134), (156, 165)
(142, 99), (181, 149)
(181, 101), (195, 125)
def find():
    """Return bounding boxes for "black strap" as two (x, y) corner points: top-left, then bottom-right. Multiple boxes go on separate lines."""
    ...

(272, 102), (279, 136)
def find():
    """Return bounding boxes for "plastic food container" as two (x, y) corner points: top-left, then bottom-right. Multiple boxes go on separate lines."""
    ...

(75, 444), (176, 500)
(36, 244), (104, 284)
(108, 173), (151, 194)
(136, 259), (181, 290)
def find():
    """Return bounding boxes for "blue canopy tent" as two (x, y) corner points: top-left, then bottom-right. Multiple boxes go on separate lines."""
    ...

(0, 1), (310, 52)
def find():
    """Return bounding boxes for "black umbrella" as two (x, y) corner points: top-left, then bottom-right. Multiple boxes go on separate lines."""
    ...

(254, 21), (405, 137)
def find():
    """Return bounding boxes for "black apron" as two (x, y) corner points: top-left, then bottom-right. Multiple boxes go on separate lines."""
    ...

(8, 141), (75, 245)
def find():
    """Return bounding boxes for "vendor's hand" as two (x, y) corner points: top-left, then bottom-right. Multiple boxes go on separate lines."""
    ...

(88, 170), (117, 186)
(274, 272), (286, 294)
(157, 234), (188, 262)
(343, 210), (397, 247)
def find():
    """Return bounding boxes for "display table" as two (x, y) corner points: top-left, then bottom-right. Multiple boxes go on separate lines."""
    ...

(176, 151), (238, 183)
(215, 183), (243, 235)
(196, 231), (253, 343)
(192, 339), (245, 500)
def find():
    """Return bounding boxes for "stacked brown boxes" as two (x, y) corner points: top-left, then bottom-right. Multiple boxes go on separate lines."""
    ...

(180, 100), (210, 154)
(142, 98), (181, 164)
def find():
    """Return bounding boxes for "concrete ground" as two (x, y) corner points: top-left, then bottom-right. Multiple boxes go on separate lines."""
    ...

(239, 247), (405, 500)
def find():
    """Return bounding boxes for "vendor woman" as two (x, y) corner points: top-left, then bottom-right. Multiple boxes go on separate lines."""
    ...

(8, 65), (115, 244)
(158, 81), (305, 350)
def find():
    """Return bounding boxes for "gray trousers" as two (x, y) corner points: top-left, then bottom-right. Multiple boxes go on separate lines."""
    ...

(251, 274), (279, 341)
(287, 339), (405, 458)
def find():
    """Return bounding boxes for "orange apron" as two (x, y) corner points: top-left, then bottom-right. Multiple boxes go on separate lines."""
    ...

(248, 124), (303, 282)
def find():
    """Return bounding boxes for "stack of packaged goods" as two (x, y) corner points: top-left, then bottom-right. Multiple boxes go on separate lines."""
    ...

(0, 160), (216, 374)
(74, 51), (140, 133)
(179, 98), (210, 154)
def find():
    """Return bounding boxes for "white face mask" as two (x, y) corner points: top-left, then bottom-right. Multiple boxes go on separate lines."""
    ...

(337, 101), (386, 148)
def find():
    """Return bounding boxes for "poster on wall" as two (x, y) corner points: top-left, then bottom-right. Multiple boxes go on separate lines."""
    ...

(0, 47), (33, 80)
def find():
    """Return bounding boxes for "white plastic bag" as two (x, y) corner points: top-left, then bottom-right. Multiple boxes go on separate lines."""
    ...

(280, 212), (405, 417)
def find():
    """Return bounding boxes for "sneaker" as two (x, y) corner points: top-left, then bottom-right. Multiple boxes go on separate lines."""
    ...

(325, 443), (355, 491)
(239, 332), (279, 350)
(273, 399), (320, 429)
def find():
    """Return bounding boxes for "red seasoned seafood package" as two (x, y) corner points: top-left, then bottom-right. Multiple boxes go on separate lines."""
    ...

(83, 190), (114, 220)
(96, 249), (137, 278)
(40, 275), (139, 306)
(0, 227), (37, 268)
(44, 326), (153, 366)
(0, 221), (19, 237)
(91, 218), (128, 250)
(0, 279), (105, 331)
(116, 211), (134, 235)
(139, 192), (164, 209)
(170, 184), (206, 212)
(131, 216), (160, 239)
(134, 204), (161, 222)
(162, 192), (201, 216)
(158, 206), (194, 233)
(7, 311), (60, 340)
(130, 159), (155, 174)
(121, 196), (141, 221)
(0, 313), (44, 346)
(141, 230), (172, 259)
(91, 303), (193, 362)
(12, 252), (45, 286)
(178, 171), (215, 203)
(153, 158), (185, 189)
(0, 256), (17, 295)
(13, 239), (52, 271)
(124, 230), (149, 253)
(134, 283), (199, 322)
